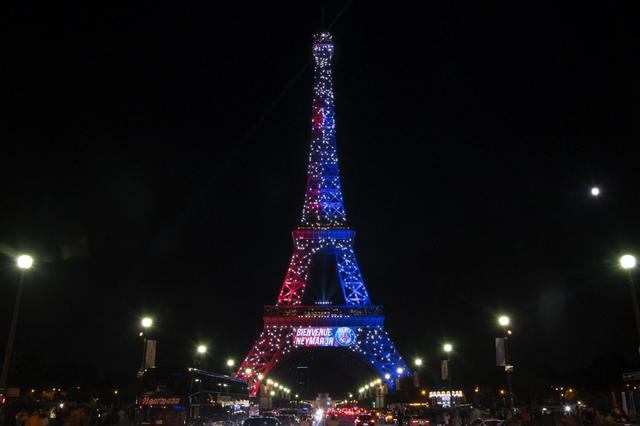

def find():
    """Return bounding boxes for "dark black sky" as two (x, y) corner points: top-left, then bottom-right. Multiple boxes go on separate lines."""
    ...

(3, 1), (640, 395)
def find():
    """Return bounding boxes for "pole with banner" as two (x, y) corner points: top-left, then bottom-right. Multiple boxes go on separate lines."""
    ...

(496, 336), (514, 407)
(441, 360), (448, 382)
(145, 340), (157, 369)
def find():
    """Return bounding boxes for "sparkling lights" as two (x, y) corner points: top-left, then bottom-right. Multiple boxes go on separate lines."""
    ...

(235, 32), (410, 397)
(276, 32), (370, 306)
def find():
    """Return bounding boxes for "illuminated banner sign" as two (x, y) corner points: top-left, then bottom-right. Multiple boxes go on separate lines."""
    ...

(140, 396), (182, 405)
(293, 327), (357, 347)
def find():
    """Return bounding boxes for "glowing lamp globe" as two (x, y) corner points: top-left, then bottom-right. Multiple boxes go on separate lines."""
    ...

(498, 315), (510, 327)
(443, 343), (453, 353)
(590, 187), (600, 196)
(226, 359), (235, 367)
(414, 358), (423, 367)
(197, 345), (207, 354)
(620, 254), (637, 270)
(17, 255), (33, 270)
(141, 317), (153, 328)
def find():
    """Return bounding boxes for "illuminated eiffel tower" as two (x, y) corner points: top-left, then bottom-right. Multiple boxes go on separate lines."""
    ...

(237, 32), (410, 396)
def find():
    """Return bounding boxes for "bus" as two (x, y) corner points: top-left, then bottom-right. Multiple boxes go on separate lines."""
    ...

(137, 367), (251, 426)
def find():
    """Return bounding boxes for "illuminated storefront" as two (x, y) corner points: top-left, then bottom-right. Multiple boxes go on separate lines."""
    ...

(429, 390), (463, 408)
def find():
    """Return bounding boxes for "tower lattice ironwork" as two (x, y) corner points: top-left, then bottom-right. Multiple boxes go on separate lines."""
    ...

(237, 32), (410, 397)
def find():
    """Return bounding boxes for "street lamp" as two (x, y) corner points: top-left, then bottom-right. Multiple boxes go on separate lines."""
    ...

(196, 345), (207, 368)
(620, 254), (640, 355)
(1, 254), (34, 390)
(138, 317), (154, 373)
(414, 358), (423, 367)
(498, 316), (510, 327)
(141, 317), (153, 329)
(442, 343), (453, 403)
(498, 315), (514, 408)
(226, 359), (235, 367)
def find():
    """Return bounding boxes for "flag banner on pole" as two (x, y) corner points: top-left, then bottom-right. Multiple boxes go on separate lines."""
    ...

(145, 339), (157, 369)
(441, 360), (448, 381)
(496, 338), (506, 366)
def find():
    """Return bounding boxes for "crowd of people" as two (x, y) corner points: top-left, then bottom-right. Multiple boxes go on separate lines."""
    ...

(0, 403), (136, 426)
(387, 405), (635, 426)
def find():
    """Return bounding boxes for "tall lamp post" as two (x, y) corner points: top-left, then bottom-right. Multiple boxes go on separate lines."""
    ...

(0, 255), (34, 391)
(498, 315), (514, 408)
(196, 345), (207, 368)
(442, 343), (453, 405)
(620, 254), (640, 354)
(414, 357), (423, 388)
(226, 358), (235, 374)
(139, 317), (153, 374)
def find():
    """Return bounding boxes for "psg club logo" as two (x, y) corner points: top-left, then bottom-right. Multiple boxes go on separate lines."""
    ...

(334, 327), (356, 346)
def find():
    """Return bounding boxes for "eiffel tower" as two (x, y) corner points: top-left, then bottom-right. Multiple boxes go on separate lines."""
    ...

(237, 32), (410, 396)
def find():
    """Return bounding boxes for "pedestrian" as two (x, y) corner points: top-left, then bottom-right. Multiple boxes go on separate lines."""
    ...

(16, 410), (29, 426)
(25, 410), (42, 426)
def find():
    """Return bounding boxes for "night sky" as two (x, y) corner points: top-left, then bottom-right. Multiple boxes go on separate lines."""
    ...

(3, 2), (640, 396)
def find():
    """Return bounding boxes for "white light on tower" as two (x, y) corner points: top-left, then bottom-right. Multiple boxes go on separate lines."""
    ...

(141, 317), (153, 328)
(16, 255), (34, 270)
(590, 187), (600, 196)
(498, 315), (510, 327)
(620, 254), (637, 270)
(197, 345), (207, 354)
